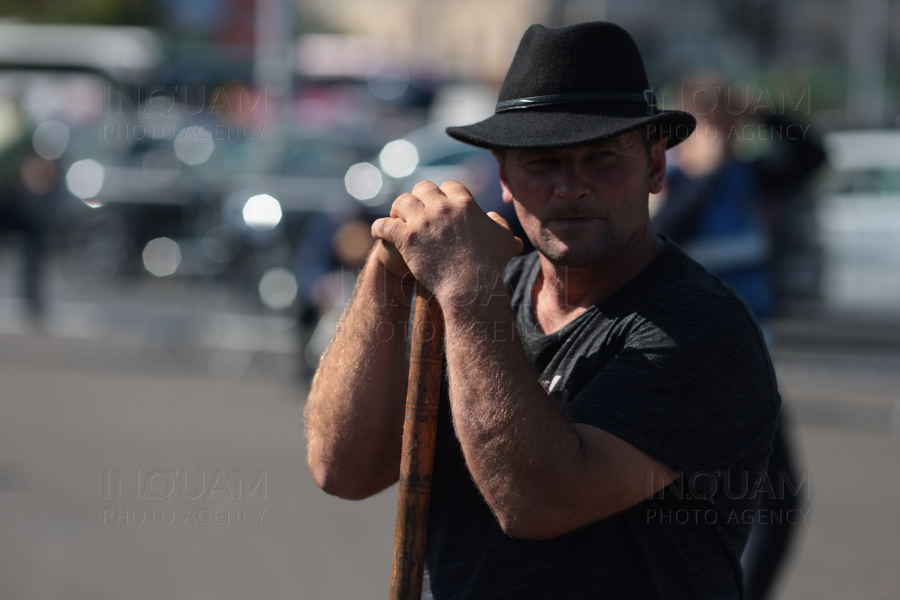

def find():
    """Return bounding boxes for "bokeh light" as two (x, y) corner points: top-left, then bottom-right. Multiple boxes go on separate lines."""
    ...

(379, 139), (419, 178)
(65, 159), (104, 201)
(367, 58), (409, 100)
(242, 194), (282, 231)
(344, 162), (383, 201)
(32, 120), (70, 160)
(142, 237), (181, 276)
(174, 126), (215, 165)
(142, 147), (181, 187)
(259, 267), (298, 310)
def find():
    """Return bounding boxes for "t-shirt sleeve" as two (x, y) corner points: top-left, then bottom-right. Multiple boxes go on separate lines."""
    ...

(565, 294), (780, 475)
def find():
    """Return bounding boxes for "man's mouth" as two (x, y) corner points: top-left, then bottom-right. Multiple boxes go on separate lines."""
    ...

(549, 216), (599, 224)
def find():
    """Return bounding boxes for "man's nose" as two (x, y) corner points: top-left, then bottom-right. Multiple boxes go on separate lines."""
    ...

(553, 162), (590, 203)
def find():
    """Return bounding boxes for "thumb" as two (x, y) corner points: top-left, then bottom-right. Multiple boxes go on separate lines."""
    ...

(486, 211), (524, 256)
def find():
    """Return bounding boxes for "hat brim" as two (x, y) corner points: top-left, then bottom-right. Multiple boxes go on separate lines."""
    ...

(446, 104), (696, 150)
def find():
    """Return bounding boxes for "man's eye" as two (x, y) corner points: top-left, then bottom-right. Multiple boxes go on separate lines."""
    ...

(525, 158), (554, 168)
(587, 152), (617, 166)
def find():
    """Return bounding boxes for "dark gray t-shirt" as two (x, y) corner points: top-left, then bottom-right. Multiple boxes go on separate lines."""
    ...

(422, 240), (780, 600)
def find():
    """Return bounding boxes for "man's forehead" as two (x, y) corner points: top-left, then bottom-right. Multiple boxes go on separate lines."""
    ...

(505, 131), (642, 156)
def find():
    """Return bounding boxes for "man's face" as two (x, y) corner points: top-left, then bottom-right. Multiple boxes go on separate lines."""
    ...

(494, 130), (667, 269)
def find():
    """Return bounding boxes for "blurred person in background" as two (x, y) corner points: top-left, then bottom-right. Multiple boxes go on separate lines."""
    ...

(297, 214), (374, 375)
(0, 97), (59, 319)
(652, 76), (825, 600)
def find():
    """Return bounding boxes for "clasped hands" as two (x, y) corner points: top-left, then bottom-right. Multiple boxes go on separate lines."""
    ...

(371, 180), (524, 303)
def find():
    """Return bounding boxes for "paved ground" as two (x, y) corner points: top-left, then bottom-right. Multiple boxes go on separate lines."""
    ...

(772, 428), (900, 599)
(0, 332), (398, 600)
(763, 343), (900, 599)
(0, 279), (899, 598)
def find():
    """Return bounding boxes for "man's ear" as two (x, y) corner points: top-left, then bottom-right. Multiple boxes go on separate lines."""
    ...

(648, 135), (668, 195)
(491, 149), (515, 205)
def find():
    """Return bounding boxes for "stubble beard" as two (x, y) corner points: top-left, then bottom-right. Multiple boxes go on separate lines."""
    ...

(518, 208), (642, 270)
(506, 172), (652, 270)
(531, 227), (615, 269)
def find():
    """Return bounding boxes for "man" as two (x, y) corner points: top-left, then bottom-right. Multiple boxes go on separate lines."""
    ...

(305, 22), (780, 599)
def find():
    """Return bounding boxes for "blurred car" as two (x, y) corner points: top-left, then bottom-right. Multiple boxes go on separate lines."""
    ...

(342, 119), (507, 216)
(0, 49), (226, 284)
(153, 128), (381, 315)
(220, 128), (375, 216)
(813, 130), (900, 311)
(54, 100), (230, 282)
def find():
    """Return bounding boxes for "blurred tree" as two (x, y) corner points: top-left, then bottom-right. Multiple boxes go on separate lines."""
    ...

(0, 0), (161, 26)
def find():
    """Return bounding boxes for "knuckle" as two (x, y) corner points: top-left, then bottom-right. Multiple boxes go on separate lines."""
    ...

(434, 202), (453, 217)
(412, 180), (436, 194)
(391, 193), (418, 217)
(442, 180), (472, 199)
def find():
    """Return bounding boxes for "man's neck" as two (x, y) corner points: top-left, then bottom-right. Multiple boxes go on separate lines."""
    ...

(532, 227), (664, 334)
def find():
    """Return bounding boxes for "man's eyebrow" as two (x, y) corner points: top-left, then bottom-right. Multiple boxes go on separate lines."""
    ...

(516, 148), (556, 156)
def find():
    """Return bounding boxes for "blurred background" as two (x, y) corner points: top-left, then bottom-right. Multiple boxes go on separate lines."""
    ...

(0, 0), (898, 598)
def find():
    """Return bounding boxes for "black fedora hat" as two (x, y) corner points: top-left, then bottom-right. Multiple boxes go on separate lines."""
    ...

(446, 22), (695, 150)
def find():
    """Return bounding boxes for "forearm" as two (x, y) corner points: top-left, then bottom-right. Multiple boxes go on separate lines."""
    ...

(304, 248), (413, 499)
(440, 285), (586, 535)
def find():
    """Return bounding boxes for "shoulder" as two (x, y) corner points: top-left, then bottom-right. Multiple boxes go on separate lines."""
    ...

(567, 243), (780, 473)
(618, 238), (761, 321)
(608, 240), (776, 388)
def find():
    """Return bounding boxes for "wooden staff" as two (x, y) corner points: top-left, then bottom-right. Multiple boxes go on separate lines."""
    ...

(388, 282), (444, 600)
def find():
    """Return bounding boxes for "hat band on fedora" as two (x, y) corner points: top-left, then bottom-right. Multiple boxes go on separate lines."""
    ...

(495, 90), (657, 113)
